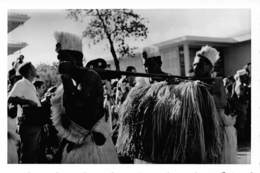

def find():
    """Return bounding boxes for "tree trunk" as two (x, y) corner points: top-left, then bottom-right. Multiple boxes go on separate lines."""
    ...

(107, 37), (120, 71)
(96, 9), (120, 71)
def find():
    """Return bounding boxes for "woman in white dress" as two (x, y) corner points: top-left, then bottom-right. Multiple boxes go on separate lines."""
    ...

(220, 109), (237, 163)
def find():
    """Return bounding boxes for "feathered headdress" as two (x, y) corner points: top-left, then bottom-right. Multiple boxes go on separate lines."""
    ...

(54, 31), (84, 64)
(196, 45), (220, 65)
(54, 31), (82, 52)
(142, 46), (160, 59)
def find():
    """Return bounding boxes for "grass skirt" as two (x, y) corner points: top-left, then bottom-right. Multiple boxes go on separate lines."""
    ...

(116, 81), (224, 163)
(61, 118), (119, 163)
(51, 85), (119, 163)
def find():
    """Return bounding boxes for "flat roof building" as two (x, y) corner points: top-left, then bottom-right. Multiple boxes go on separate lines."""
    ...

(109, 33), (251, 77)
(8, 13), (30, 55)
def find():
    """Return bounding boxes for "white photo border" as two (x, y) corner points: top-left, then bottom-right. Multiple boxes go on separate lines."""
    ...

(1, 0), (260, 173)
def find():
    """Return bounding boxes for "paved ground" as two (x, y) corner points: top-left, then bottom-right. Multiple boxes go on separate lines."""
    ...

(236, 143), (251, 164)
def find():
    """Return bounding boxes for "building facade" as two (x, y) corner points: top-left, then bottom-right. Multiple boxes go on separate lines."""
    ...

(8, 13), (30, 55)
(109, 34), (251, 77)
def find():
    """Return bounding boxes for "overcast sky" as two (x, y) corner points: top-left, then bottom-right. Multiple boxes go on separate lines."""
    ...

(8, 9), (250, 67)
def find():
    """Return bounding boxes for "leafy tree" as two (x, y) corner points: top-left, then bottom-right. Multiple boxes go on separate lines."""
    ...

(36, 63), (61, 91)
(67, 9), (148, 70)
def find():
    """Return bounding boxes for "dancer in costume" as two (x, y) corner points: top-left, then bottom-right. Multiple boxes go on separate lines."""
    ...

(114, 66), (137, 163)
(192, 45), (237, 164)
(51, 32), (119, 163)
(116, 45), (223, 163)
(141, 46), (168, 84)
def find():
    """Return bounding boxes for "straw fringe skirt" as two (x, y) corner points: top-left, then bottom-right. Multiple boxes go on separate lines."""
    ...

(116, 81), (224, 163)
(61, 118), (119, 163)
(51, 85), (119, 163)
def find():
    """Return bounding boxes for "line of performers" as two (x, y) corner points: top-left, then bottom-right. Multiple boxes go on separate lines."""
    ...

(8, 32), (250, 164)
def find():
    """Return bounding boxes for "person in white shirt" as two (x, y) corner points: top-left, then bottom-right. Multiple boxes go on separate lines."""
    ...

(8, 62), (44, 163)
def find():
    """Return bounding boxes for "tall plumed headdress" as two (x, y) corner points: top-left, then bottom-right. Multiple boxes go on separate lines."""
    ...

(196, 45), (220, 66)
(142, 46), (160, 60)
(142, 46), (162, 69)
(54, 31), (82, 52)
(54, 31), (83, 64)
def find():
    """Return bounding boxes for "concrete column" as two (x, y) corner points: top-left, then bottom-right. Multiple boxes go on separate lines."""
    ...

(183, 44), (190, 76)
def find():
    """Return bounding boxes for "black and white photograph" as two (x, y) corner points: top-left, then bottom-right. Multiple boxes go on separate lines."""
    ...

(7, 8), (252, 165)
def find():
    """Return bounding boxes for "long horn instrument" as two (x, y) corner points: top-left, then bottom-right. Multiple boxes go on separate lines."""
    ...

(91, 68), (214, 83)
(58, 61), (214, 83)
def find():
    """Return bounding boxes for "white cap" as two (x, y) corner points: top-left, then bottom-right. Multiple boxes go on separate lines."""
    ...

(54, 31), (82, 52)
(196, 45), (220, 65)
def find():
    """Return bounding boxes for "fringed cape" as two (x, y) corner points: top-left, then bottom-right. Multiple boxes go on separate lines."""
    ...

(116, 81), (224, 163)
(51, 85), (119, 163)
